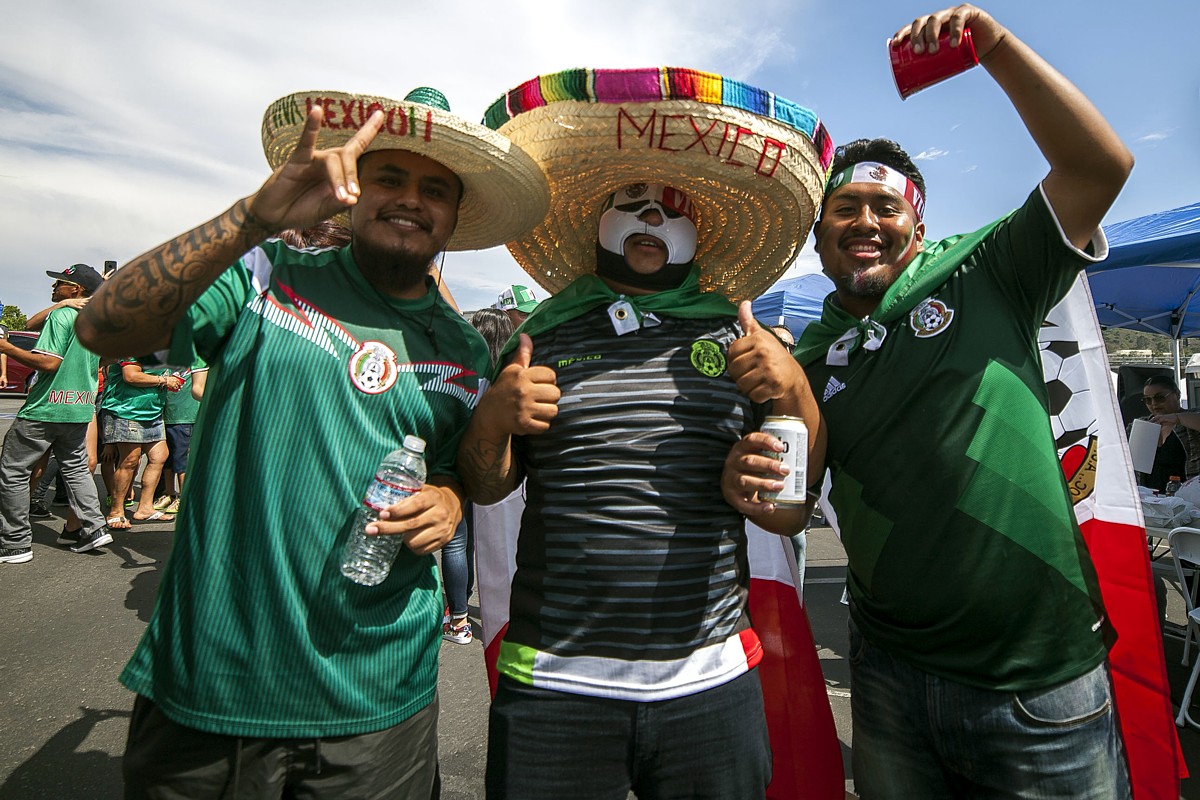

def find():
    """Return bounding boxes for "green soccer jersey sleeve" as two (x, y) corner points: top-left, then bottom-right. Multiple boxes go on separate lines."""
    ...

(32, 307), (74, 359)
(166, 246), (267, 367)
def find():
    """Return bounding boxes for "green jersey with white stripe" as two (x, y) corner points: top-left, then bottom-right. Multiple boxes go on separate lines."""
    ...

(120, 240), (489, 737)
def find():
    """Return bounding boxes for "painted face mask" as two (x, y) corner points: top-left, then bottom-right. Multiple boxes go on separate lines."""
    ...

(598, 183), (698, 264)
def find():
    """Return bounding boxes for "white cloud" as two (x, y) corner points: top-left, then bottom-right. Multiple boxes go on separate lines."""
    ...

(0, 0), (811, 316)
(913, 148), (950, 161)
(1135, 130), (1173, 144)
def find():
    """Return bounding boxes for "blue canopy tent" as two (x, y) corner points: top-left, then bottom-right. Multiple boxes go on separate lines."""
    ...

(751, 272), (835, 340)
(1087, 201), (1200, 378)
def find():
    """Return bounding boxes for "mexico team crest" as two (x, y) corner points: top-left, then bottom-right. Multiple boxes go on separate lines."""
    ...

(349, 341), (399, 394)
(909, 298), (955, 338)
(690, 339), (726, 377)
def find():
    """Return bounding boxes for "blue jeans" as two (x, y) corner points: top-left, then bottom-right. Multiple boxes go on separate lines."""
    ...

(441, 512), (473, 617)
(487, 669), (771, 799)
(848, 619), (1131, 799)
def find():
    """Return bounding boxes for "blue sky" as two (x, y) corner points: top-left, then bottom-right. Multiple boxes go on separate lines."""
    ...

(2, 0), (1196, 317)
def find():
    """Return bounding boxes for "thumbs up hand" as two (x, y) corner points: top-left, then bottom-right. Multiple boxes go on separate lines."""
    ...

(481, 333), (561, 435)
(727, 301), (805, 404)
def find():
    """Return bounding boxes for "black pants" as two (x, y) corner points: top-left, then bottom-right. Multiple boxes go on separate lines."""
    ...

(123, 695), (440, 799)
(487, 668), (771, 799)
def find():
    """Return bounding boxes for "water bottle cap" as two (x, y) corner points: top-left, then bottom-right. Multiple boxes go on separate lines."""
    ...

(403, 435), (427, 454)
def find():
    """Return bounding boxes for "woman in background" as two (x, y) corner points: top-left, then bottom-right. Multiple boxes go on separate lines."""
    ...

(442, 308), (515, 644)
(1137, 375), (1200, 491)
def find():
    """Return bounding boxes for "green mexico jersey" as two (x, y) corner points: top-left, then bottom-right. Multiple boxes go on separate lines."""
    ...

(18, 307), (99, 424)
(99, 359), (169, 422)
(163, 358), (207, 425)
(120, 240), (490, 737)
(803, 191), (1108, 691)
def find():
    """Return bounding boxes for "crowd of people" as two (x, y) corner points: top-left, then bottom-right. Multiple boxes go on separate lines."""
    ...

(0, 264), (208, 555)
(0, 3), (1164, 798)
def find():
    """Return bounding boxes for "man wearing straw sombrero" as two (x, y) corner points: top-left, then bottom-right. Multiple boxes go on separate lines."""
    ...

(76, 87), (548, 797)
(458, 68), (839, 798)
(726, 5), (1139, 798)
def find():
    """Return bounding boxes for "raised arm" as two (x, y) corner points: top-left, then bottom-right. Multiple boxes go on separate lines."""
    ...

(894, 5), (1133, 248)
(26, 298), (88, 332)
(76, 107), (386, 356)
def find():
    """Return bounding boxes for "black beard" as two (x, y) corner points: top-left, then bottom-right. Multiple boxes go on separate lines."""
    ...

(835, 268), (893, 300)
(351, 238), (433, 297)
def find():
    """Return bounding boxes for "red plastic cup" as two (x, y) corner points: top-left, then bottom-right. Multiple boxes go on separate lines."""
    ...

(889, 27), (979, 100)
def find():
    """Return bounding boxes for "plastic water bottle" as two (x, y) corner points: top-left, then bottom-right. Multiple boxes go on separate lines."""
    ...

(340, 436), (427, 586)
(1166, 475), (1182, 497)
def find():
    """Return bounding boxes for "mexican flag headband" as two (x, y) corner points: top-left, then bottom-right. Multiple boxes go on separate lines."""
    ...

(824, 161), (925, 219)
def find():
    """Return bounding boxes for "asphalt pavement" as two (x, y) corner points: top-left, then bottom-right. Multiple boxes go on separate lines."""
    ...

(1, 395), (1196, 798)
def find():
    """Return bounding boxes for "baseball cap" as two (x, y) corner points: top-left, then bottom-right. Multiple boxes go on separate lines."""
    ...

(46, 263), (104, 293)
(495, 284), (539, 314)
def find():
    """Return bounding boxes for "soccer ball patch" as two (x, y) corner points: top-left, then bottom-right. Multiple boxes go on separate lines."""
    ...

(909, 298), (954, 338)
(689, 340), (726, 377)
(349, 341), (399, 395)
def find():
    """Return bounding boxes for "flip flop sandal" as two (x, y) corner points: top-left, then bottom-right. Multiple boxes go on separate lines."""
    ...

(106, 516), (132, 530)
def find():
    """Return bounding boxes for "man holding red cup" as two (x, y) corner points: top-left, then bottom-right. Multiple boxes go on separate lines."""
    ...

(724, 4), (1135, 797)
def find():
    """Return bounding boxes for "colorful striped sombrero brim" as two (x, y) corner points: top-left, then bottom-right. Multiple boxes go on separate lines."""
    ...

(484, 67), (834, 300)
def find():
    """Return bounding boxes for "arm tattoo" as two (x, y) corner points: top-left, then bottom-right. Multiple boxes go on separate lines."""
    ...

(458, 433), (519, 504)
(78, 199), (272, 354)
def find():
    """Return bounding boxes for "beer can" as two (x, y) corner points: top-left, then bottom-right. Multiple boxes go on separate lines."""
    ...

(760, 415), (807, 505)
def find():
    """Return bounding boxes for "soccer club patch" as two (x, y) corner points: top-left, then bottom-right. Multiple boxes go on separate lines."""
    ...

(689, 339), (726, 377)
(909, 298), (955, 338)
(348, 341), (399, 395)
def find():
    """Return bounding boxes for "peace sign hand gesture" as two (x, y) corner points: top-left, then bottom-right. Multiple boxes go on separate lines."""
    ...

(248, 106), (385, 234)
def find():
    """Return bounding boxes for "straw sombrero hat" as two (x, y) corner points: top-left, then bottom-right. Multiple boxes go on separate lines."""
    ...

(262, 88), (549, 251)
(483, 67), (834, 300)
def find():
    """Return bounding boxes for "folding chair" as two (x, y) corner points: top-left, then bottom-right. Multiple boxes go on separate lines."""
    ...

(1168, 526), (1200, 729)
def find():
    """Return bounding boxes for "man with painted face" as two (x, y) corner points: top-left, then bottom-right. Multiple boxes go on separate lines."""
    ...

(459, 179), (822, 798)
(724, 5), (1136, 798)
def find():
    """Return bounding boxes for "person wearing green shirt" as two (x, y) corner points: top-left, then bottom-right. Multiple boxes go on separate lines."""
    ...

(98, 359), (182, 528)
(1, 264), (110, 561)
(723, 6), (1134, 798)
(76, 87), (548, 798)
(155, 359), (208, 515)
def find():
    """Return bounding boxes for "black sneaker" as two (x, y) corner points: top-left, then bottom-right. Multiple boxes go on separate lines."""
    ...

(69, 527), (113, 554)
(51, 495), (69, 507)
(58, 526), (83, 545)
(0, 546), (33, 564)
(29, 501), (51, 519)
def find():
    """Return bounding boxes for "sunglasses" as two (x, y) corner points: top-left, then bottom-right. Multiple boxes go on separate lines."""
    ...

(1143, 392), (1174, 405)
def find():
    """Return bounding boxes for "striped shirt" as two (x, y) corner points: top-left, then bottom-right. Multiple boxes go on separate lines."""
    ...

(498, 307), (766, 700)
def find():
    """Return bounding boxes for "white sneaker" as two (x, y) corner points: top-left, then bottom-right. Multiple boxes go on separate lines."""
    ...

(442, 617), (473, 645)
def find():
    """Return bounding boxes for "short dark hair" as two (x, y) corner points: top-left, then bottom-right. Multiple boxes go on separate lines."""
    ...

(1144, 374), (1180, 394)
(828, 138), (926, 201)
